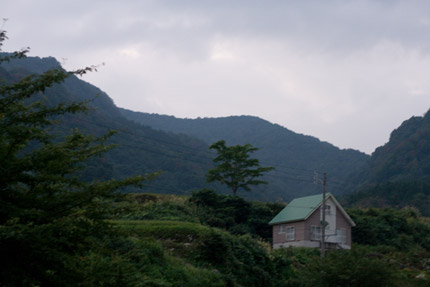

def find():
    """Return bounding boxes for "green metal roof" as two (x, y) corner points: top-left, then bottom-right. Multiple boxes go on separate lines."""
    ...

(269, 193), (329, 225)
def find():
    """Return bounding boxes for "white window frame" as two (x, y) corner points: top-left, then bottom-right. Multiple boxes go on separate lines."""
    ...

(285, 226), (295, 241)
(278, 225), (295, 241)
(336, 228), (346, 244)
(278, 224), (286, 234)
(311, 225), (321, 241)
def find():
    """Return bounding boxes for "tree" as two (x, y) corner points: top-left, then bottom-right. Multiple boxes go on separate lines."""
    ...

(206, 140), (274, 196)
(0, 31), (154, 286)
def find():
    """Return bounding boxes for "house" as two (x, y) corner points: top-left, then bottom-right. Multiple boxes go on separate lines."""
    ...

(269, 193), (355, 250)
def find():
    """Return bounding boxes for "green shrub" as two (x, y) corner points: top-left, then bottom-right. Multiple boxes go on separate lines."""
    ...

(112, 220), (211, 241)
(189, 189), (284, 240)
(196, 230), (277, 287)
(348, 207), (430, 251)
(112, 193), (198, 222)
(293, 246), (399, 287)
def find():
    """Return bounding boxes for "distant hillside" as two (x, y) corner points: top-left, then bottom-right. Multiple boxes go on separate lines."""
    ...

(345, 110), (430, 215)
(119, 109), (370, 200)
(352, 110), (430, 184)
(0, 55), (213, 195)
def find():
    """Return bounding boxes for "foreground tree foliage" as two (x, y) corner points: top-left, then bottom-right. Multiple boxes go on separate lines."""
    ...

(0, 35), (151, 286)
(207, 140), (274, 196)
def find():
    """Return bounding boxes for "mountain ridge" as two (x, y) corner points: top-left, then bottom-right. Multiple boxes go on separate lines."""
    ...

(351, 109), (430, 185)
(118, 110), (358, 152)
(119, 108), (370, 199)
(344, 109), (430, 215)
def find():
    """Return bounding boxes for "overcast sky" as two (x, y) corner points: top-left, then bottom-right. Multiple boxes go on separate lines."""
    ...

(3, 0), (430, 154)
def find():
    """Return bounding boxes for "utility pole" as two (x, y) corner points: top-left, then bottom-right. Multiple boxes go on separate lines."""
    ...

(320, 172), (327, 258)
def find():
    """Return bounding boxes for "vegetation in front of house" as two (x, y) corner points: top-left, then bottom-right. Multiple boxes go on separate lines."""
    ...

(106, 192), (430, 287)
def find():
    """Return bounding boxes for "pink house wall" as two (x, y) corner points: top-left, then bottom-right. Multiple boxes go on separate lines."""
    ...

(272, 206), (353, 247)
(336, 206), (352, 246)
(303, 208), (321, 241)
(272, 221), (305, 245)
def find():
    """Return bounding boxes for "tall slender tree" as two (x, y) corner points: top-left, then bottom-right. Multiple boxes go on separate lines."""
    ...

(206, 140), (274, 196)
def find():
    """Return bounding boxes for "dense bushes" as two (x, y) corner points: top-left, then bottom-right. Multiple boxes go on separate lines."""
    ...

(291, 247), (399, 287)
(189, 189), (285, 240)
(348, 207), (430, 251)
(114, 219), (287, 287)
(114, 193), (198, 222)
(74, 235), (225, 287)
(196, 230), (276, 287)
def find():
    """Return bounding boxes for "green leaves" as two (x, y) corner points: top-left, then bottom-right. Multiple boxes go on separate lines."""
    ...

(348, 207), (430, 251)
(189, 189), (284, 239)
(294, 247), (399, 287)
(206, 140), (274, 195)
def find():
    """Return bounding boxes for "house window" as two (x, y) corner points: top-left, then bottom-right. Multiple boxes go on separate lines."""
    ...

(324, 205), (331, 214)
(336, 228), (346, 244)
(285, 227), (295, 241)
(311, 226), (321, 241)
(279, 225), (295, 241)
(278, 225), (286, 234)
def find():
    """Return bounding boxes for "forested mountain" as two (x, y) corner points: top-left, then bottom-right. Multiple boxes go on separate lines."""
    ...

(351, 110), (430, 184)
(345, 110), (430, 215)
(2, 54), (371, 201)
(120, 109), (370, 199)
